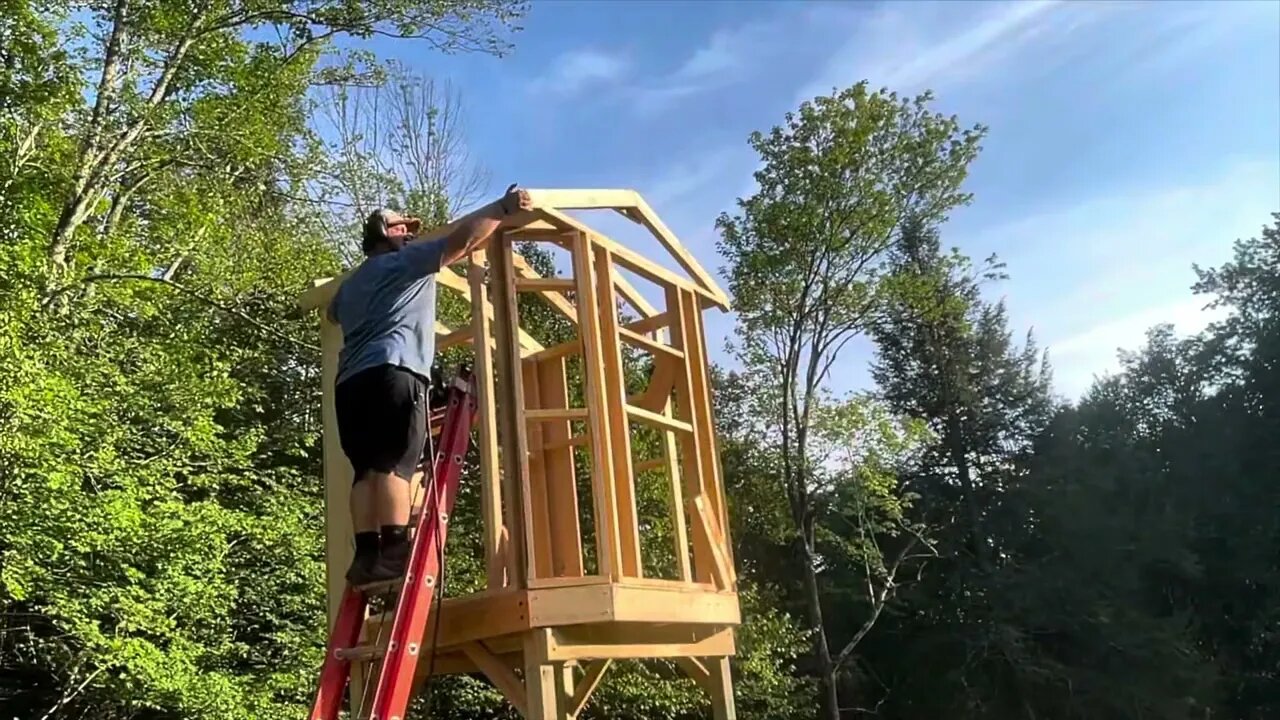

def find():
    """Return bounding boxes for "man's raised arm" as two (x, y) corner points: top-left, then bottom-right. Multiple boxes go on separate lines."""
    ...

(422, 184), (533, 268)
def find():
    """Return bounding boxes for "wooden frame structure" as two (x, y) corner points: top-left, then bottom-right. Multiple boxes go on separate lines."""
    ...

(300, 189), (739, 719)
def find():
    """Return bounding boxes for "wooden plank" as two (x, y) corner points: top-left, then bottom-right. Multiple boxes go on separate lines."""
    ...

(632, 195), (731, 309)
(523, 313), (674, 364)
(490, 232), (534, 589)
(707, 656), (738, 720)
(633, 457), (663, 473)
(610, 585), (741, 625)
(568, 660), (612, 718)
(666, 285), (716, 586)
(471, 251), (507, 590)
(524, 632), (559, 720)
(519, 188), (730, 311)
(512, 252), (579, 322)
(538, 357), (585, 578)
(630, 354), (677, 413)
(546, 625), (736, 661)
(536, 207), (728, 310)
(526, 575), (610, 590)
(438, 265), (545, 353)
(525, 188), (641, 210)
(525, 408), (590, 421)
(515, 277), (576, 292)
(524, 360), (554, 581)
(618, 326), (683, 359)
(681, 289), (735, 572)
(438, 325), (475, 351)
(528, 584), (614, 627)
(319, 318), (352, 630)
(661, 396), (692, 583)
(625, 403), (694, 435)
(693, 496), (733, 591)
(674, 657), (713, 694)
(558, 664), (576, 720)
(626, 312), (673, 336)
(364, 589), (532, 650)
(595, 245), (642, 579)
(463, 641), (529, 717)
(570, 232), (622, 581)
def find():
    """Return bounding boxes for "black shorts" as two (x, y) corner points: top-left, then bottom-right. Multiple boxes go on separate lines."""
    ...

(335, 364), (428, 483)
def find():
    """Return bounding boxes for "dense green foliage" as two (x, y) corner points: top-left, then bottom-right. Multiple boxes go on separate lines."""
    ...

(1, 1), (1277, 717)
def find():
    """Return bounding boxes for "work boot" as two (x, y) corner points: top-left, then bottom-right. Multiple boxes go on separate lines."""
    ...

(375, 538), (411, 579)
(344, 552), (379, 587)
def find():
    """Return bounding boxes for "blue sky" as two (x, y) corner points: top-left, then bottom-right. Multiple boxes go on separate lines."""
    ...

(367, 0), (1280, 400)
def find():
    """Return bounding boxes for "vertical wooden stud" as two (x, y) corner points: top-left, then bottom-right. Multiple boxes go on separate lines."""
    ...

(557, 664), (576, 720)
(470, 250), (507, 589)
(539, 357), (584, 577)
(593, 244), (642, 578)
(708, 656), (737, 720)
(489, 231), (533, 588)
(666, 284), (716, 585)
(660, 397), (692, 583)
(682, 289), (734, 569)
(571, 232), (622, 580)
(523, 359), (554, 580)
(524, 631), (559, 720)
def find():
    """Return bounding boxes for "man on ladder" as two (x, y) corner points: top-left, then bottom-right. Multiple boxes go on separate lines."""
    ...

(327, 184), (531, 586)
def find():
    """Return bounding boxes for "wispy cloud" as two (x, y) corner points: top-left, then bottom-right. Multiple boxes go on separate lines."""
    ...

(529, 48), (630, 96)
(630, 18), (777, 114)
(796, 0), (1093, 103)
(1049, 298), (1228, 398)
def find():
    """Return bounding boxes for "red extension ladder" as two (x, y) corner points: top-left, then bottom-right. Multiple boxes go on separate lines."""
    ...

(309, 367), (477, 720)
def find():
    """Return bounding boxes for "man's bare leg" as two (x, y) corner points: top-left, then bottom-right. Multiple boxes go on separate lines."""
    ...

(346, 473), (381, 584)
(369, 472), (413, 527)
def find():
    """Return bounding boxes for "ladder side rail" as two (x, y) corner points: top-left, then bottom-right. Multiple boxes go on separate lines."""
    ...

(309, 586), (371, 720)
(368, 372), (478, 718)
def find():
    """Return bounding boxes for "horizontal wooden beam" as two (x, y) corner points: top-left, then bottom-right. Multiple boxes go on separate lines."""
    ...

(625, 404), (694, 435)
(515, 277), (576, 292)
(525, 408), (589, 422)
(525, 188), (641, 210)
(524, 313), (674, 364)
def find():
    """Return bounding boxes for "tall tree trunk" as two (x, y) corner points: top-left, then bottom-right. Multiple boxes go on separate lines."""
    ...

(796, 520), (840, 720)
(946, 413), (989, 572)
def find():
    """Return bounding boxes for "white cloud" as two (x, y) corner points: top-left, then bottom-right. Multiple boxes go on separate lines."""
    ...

(530, 48), (630, 96)
(796, 0), (1098, 103)
(1048, 297), (1228, 398)
(631, 17), (777, 114)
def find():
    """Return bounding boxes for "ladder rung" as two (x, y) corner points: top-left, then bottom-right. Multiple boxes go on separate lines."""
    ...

(337, 644), (385, 663)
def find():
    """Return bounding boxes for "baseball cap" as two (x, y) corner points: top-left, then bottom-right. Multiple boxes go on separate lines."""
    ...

(362, 208), (423, 253)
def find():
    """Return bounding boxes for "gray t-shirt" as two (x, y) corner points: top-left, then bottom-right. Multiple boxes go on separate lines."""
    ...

(328, 239), (446, 385)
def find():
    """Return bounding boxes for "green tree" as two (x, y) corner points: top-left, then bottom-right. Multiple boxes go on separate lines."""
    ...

(0, 0), (525, 716)
(861, 216), (1056, 715)
(47, 0), (526, 272)
(714, 81), (985, 719)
